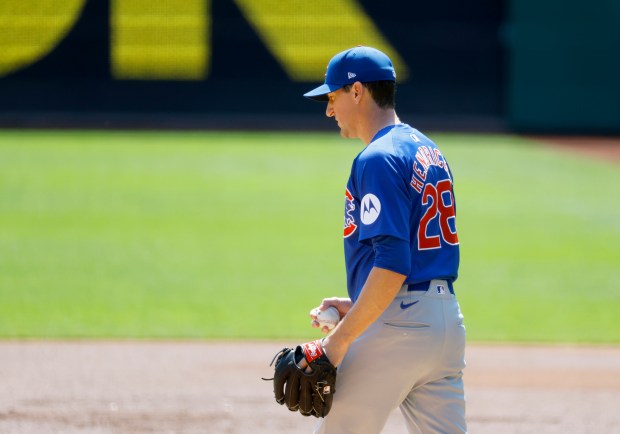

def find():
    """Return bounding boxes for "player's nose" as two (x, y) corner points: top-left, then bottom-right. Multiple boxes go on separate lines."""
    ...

(325, 103), (334, 118)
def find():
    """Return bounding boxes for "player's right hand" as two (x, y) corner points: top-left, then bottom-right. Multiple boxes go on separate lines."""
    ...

(310, 297), (352, 331)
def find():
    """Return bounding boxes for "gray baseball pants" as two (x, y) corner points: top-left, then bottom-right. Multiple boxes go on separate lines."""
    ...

(313, 279), (467, 434)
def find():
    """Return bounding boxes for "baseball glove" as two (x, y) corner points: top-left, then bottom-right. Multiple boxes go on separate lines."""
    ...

(265, 339), (337, 418)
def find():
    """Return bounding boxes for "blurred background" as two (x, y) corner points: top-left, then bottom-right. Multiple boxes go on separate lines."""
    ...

(1, 0), (618, 133)
(0, 1), (619, 343)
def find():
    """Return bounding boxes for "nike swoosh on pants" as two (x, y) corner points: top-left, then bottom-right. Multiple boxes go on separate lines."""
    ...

(400, 300), (419, 309)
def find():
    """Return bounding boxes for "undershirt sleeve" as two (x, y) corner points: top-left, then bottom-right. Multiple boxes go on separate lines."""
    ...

(371, 235), (411, 276)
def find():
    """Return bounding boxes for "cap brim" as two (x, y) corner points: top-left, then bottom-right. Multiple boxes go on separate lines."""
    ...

(303, 83), (342, 101)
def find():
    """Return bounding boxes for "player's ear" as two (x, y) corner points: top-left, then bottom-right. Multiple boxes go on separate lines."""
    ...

(352, 81), (364, 104)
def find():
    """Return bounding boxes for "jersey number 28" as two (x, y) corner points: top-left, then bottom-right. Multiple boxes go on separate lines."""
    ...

(418, 179), (459, 250)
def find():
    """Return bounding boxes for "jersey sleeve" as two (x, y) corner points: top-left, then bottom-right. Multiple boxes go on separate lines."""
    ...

(356, 151), (411, 243)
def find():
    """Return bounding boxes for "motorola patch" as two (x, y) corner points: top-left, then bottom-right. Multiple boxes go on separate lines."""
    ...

(360, 193), (381, 225)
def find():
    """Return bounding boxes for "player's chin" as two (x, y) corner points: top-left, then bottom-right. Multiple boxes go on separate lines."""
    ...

(338, 127), (353, 139)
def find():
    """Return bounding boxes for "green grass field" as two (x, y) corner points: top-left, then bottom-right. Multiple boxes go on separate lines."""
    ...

(1, 130), (618, 342)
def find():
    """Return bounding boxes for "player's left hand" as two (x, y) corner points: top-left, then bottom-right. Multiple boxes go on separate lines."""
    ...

(264, 339), (337, 418)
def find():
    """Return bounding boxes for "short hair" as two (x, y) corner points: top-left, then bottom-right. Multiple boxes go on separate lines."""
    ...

(342, 81), (396, 109)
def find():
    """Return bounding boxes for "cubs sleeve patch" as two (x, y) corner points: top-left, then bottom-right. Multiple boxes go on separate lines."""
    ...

(344, 188), (358, 238)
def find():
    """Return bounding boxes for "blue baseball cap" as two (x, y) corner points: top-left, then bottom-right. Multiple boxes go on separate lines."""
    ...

(304, 46), (396, 101)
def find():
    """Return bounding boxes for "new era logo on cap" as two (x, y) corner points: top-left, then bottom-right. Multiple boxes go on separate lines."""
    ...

(347, 72), (357, 79)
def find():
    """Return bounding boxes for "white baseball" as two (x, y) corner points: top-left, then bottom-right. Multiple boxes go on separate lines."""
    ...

(315, 306), (340, 331)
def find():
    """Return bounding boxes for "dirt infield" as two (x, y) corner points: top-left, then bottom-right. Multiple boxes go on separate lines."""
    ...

(1, 342), (619, 434)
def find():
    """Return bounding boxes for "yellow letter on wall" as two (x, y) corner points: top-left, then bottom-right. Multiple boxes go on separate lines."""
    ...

(0, 0), (86, 78)
(233, 0), (408, 82)
(111, 0), (209, 80)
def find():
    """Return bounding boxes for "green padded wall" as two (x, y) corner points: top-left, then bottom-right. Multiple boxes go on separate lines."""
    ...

(507, 0), (620, 133)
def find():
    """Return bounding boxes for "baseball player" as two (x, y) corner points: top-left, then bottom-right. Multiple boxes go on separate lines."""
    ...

(304, 46), (467, 433)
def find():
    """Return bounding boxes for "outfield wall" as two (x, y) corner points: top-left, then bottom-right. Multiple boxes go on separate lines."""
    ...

(0, 0), (503, 130)
(506, 0), (620, 133)
(0, 0), (617, 132)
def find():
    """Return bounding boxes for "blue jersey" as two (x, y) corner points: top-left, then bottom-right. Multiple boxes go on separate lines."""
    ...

(343, 124), (459, 302)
